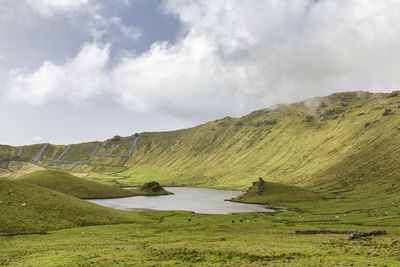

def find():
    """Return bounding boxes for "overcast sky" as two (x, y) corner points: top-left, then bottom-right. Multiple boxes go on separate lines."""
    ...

(1, 0), (400, 145)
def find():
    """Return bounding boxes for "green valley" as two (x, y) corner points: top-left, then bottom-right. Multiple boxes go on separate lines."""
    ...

(2, 91), (400, 266)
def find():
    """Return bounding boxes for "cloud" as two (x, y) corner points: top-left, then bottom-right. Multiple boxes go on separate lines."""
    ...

(110, 0), (400, 119)
(88, 16), (142, 41)
(25, 0), (90, 17)
(7, 43), (110, 106)
(0, 0), (140, 43)
(7, 0), (400, 123)
(0, 0), (90, 19)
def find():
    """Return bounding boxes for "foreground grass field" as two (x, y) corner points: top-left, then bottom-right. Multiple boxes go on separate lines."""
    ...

(1, 182), (400, 266)
(1, 208), (400, 265)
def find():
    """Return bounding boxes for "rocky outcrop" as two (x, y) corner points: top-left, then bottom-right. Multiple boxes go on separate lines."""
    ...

(383, 109), (392, 116)
(321, 108), (344, 121)
(142, 181), (164, 192)
(111, 135), (122, 142)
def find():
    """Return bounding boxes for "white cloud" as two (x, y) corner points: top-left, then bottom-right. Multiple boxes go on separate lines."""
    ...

(109, 0), (400, 119)
(89, 16), (141, 41)
(0, 0), (90, 19)
(25, 0), (90, 17)
(7, 43), (110, 106)
(0, 0), (140, 43)
(7, 0), (400, 123)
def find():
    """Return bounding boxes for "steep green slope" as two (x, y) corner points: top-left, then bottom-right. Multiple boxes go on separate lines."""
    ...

(2, 91), (400, 193)
(17, 170), (137, 199)
(118, 91), (400, 191)
(0, 178), (147, 234)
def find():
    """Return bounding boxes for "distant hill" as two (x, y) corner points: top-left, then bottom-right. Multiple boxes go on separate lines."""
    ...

(17, 170), (138, 199)
(2, 91), (400, 192)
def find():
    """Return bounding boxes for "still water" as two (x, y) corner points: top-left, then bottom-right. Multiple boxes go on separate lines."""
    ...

(88, 187), (275, 214)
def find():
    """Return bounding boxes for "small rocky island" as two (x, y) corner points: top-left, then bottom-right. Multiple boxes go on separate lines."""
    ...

(130, 181), (173, 196)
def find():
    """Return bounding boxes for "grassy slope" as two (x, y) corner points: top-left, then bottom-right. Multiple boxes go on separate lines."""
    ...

(0, 161), (44, 179)
(2, 91), (400, 194)
(232, 178), (323, 204)
(116, 91), (400, 192)
(0, 178), (150, 234)
(17, 170), (138, 199)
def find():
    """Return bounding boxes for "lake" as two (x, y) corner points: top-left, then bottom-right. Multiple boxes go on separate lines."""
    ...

(88, 187), (276, 214)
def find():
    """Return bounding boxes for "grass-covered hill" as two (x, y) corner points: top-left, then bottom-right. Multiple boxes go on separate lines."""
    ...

(2, 91), (400, 193)
(0, 178), (148, 234)
(17, 170), (137, 199)
(232, 178), (323, 204)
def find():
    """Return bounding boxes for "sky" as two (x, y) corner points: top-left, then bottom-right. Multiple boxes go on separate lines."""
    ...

(1, 0), (400, 145)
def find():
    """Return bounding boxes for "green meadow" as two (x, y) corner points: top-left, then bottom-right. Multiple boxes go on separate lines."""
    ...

(2, 188), (400, 266)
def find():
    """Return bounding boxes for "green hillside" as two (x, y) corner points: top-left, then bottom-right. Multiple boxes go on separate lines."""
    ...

(17, 170), (137, 199)
(118, 91), (400, 191)
(0, 178), (148, 234)
(232, 178), (323, 204)
(2, 91), (400, 193)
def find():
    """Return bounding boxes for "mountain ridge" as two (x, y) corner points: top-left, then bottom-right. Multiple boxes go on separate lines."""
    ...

(1, 90), (400, 191)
